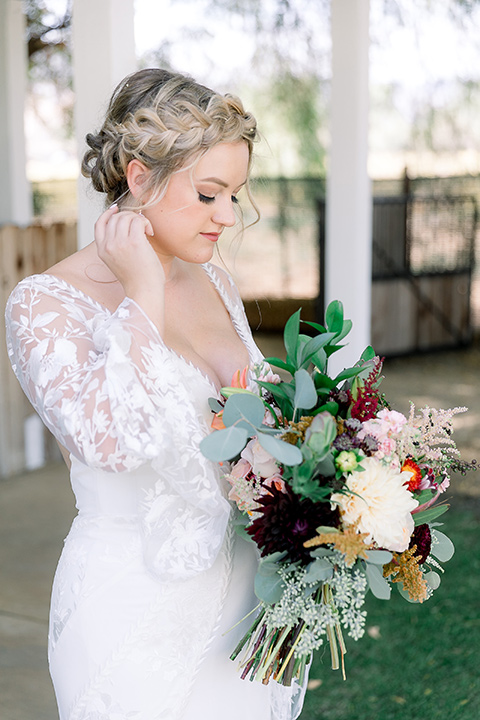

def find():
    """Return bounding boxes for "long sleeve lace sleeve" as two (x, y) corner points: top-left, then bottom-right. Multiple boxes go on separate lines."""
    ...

(5, 276), (179, 471)
(5, 273), (233, 580)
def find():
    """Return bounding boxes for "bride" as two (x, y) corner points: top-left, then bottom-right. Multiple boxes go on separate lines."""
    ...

(5, 69), (306, 719)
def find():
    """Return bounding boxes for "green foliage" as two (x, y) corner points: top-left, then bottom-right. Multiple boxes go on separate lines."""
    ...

(430, 529), (455, 562)
(413, 503), (449, 526)
(200, 424), (248, 462)
(302, 501), (480, 720)
(201, 300), (377, 504)
(365, 563), (392, 600)
(254, 552), (288, 604)
(261, 301), (375, 423)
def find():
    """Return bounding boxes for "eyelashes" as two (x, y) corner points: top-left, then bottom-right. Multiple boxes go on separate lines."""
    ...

(198, 193), (239, 205)
(198, 193), (215, 204)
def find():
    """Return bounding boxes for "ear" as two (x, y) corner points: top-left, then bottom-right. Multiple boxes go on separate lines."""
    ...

(126, 159), (149, 200)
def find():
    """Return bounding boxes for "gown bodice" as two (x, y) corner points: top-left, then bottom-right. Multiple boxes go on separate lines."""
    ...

(4, 264), (306, 720)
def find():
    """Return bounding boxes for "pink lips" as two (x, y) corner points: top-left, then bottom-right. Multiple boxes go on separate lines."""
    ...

(200, 232), (221, 242)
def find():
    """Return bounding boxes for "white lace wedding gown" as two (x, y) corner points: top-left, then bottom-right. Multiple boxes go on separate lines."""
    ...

(5, 263), (306, 720)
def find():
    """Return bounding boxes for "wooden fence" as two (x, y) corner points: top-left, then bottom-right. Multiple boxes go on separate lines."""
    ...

(0, 222), (77, 478)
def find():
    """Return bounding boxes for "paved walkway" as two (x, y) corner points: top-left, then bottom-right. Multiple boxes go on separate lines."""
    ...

(1, 338), (479, 719)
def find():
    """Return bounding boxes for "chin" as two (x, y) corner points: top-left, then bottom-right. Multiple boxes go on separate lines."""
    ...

(188, 247), (215, 264)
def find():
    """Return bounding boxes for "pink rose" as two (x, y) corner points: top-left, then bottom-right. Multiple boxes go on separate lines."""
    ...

(241, 438), (279, 479)
(230, 457), (252, 479)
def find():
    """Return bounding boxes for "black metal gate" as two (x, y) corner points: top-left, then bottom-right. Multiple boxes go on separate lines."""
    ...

(317, 195), (477, 355)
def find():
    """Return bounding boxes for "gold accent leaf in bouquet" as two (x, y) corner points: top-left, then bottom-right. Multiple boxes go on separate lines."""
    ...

(383, 546), (428, 603)
(304, 524), (373, 567)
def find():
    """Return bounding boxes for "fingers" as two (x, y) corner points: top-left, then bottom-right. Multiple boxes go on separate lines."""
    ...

(95, 207), (153, 254)
(94, 204), (119, 244)
(143, 216), (154, 237)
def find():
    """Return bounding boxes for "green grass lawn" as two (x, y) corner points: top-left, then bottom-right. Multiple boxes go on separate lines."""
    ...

(302, 494), (480, 720)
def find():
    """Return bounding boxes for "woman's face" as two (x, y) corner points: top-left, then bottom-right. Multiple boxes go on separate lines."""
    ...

(143, 141), (250, 265)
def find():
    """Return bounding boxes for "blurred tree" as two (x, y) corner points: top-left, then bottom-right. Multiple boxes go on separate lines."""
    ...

(24, 0), (73, 136)
(23, 0), (480, 176)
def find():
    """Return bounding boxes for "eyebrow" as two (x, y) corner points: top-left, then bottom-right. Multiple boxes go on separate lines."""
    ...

(198, 177), (247, 189)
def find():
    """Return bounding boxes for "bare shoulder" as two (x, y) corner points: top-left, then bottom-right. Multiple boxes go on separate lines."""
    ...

(45, 244), (92, 284)
(44, 243), (125, 310)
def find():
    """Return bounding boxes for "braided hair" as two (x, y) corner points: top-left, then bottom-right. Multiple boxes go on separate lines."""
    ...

(81, 69), (258, 209)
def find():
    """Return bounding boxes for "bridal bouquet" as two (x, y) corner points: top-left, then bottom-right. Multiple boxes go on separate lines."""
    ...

(200, 301), (472, 687)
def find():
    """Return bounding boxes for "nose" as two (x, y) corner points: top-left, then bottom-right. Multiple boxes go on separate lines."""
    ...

(212, 196), (237, 228)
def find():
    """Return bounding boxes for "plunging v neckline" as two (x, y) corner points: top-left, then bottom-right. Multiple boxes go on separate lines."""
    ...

(38, 263), (254, 395)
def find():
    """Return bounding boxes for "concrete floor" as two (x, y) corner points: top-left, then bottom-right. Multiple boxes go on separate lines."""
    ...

(1, 338), (479, 719)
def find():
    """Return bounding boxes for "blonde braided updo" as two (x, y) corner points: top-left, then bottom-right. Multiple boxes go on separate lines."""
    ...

(81, 68), (258, 208)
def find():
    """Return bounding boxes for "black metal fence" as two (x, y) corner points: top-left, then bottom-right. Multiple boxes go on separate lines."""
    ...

(371, 195), (477, 279)
(316, 194), (477, 353)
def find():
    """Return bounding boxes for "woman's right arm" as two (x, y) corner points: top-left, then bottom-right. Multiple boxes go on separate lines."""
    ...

(5, 278), (176, 472)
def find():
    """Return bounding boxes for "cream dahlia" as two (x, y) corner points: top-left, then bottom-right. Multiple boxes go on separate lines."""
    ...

(331, 456), (419, 552)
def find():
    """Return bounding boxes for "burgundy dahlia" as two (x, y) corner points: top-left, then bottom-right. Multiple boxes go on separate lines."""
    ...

(247, 484), (340, 564)
(409, 523), (432, 564)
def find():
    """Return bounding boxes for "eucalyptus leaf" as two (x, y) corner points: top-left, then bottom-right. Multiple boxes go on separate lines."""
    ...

(310, 547), (334, 559)
(208, 397), (224, 413)
(233, 523), (255, 542)
(430, 529), (455, 562)
(424, 571), (441, 590)
(305, 558), (333, 583)
(257, 432), (303, 465)
(223, 392), (265, 431)
(254, 571), (286, 604)
(396, 585), (421, 603)
(366, 563), (391, 600)
(199, 425), (248, 462)
(260, 551), (288, 566)
(294, 369), (317, 411)
(364, 550), (393, 565)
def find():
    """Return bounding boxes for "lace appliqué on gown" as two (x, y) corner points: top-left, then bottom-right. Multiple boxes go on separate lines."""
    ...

(5, 264), (306, 720)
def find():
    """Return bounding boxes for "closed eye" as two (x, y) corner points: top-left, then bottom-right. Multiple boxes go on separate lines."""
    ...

(198, 192), (240, 205)
(198, 193), (215, 204)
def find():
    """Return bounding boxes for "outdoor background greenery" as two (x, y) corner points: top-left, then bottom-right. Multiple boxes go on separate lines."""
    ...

(303, 494), (480, 720)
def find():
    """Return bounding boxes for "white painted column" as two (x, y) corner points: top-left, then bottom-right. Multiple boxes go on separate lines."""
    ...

(0, 0), (31, 225)
(326, 0), (371, 371)
(72, 0), (136, 249)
